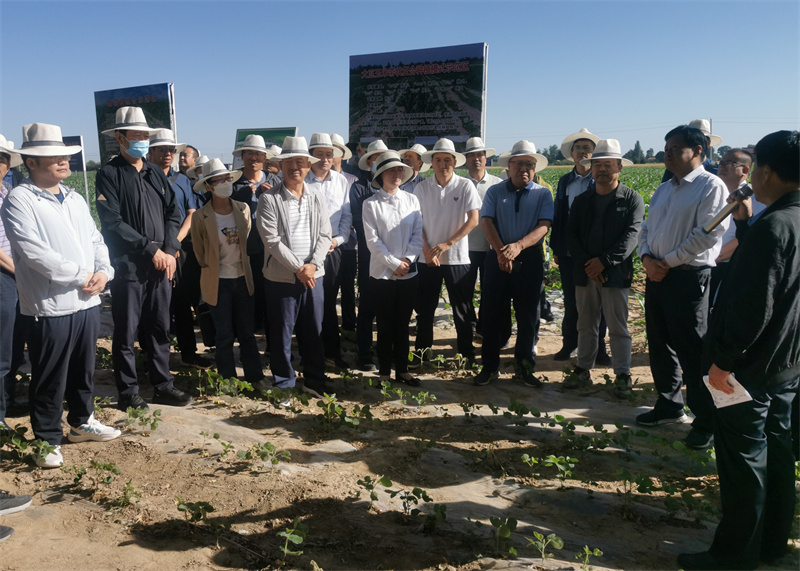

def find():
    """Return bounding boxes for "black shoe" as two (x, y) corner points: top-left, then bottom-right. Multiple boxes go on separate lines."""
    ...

(473, 368), (498, 386)
(152, 387), (193, 407)
(635, 408), (687, 426)
(118, 393), (149, 411)
(595, 352), (612, 367)
(325, 356), (350, 370)
(0, 491), (32, 516)
(181, 354), (213, 369)
(540, 310), (555, 322)
(0, 524), (13, 543)
(356, 358), (377, 372)
(684, 428), (714, 450)
(677, 551), (735, 570)
(303, 382), (331, 399)
(553, 347), (576, 361)
(396, 372), (420, 387)
(521, 371), (543, 388)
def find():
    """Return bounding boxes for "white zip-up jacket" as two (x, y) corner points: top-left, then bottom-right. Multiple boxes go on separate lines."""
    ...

(1, 179), (114, 317)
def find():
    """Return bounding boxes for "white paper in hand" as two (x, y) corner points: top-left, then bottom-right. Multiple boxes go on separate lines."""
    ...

(703, 373), (752, 408)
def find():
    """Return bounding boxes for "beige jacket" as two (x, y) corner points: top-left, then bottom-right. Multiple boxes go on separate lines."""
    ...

(191, 199), (254, 306)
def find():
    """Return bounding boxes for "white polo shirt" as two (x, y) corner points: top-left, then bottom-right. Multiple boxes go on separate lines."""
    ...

(467, 171), (503, 252)
(413, 173), (482, 265)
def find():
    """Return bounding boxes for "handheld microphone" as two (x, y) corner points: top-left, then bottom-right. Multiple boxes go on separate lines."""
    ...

(703, 185), (753, 234)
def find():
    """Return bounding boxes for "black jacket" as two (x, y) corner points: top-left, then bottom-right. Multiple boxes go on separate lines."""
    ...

(706, 190), (800, 386)
(96, 155), (181, 281)
(550, 168), (589, 258)
(566, 182), (644, 288)
(232, 171), (281, 256)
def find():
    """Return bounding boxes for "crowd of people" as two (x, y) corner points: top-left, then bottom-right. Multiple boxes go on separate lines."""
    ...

(0, 107), (797, 569)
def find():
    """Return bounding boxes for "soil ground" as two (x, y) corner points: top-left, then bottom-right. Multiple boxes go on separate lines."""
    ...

(1, 288), (798, 571)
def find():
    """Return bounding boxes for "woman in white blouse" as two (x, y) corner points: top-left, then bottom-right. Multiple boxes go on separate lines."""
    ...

(191, 159), (264, 386)
(362, 151), (424, 386)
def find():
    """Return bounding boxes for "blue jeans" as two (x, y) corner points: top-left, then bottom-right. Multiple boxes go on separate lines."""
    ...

(209, 277), (263, 383)
(0, 269), (17, 425)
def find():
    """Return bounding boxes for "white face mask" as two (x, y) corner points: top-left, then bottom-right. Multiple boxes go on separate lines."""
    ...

(212, 181), (232, 198)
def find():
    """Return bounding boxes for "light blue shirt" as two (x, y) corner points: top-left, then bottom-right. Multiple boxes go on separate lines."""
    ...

(305, 169), (351, 248)
(481, 180), (554, 246)
(565, 171), (592, 208)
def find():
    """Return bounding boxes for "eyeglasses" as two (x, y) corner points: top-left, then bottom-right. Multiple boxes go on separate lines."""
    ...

(154, 147), (178, 154)
(242, 150), (266, 158)
(509, 161), (536, 170)
(719, 160), (745, 169)
(209, 176), (234, 185)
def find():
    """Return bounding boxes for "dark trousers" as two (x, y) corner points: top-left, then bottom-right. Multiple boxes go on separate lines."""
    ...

(250, 251), (271, 352)
(709, 261), (730, 314)
(111, 272), (174, 397)
(266, 278), (325, 389)
(171, 243), (201, 358)
(322, 247), (343, 358)
(416, 263), (475, 360)
(356, 250), (375, 360)
(209, 277), (263, 383)
(4, 302), (30, 408)
(339, 248), (357, 331)
(27, 307), (98, 445)
(645, 268), (713, 433)
(481, 249), (542, 372)
(710, 376), (798, 568)
(469, 251), (512, 342)
(372, 276), (418, 374)
(0, 269), (16, 424)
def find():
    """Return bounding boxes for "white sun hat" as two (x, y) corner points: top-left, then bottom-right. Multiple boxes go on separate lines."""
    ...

(370, 151), (416, 189)
(18, 123), (82, 157)
(579, 139), (633, 167)
(398, 143), (431, 172)
(269, 136), (319, 163)
(358, 139), (389, 171)
(186, 155), (210, 180)
(560, 128), (600, 162)
(232, 134), (273, 158)
(330, 133), (352, 160)
(0, 134), (23, 167)
(463, 137), (496, 159)
(497, 140), (548, 171)
(688, 119), (723, 147)
(308, 133), (344, 158)
(421, 138), (466, 168)
(193, 158), (243, 192)
(149, 129), (187, 153)
(101, 106), (159, 136)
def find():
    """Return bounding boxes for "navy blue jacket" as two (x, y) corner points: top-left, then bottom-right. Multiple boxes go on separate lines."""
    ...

(550, 168), (590, 259)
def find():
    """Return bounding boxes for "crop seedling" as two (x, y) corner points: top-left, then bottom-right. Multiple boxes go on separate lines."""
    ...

(385, 486), (432, 518)
(357, 475), (393, 507)
(198, 369), (252, 398)
(411, 437), (436, 456)
(575, 545), (603, 571)
(93, 396), (113, 412)
(124, 407), (162, 433)
(543, 455), (577, 488)
(460, 402), (482, 420)
(526, 531), (564, 567)
(412, 390), (436, 407)
(431, 352), (448, 370)
(407, 347), (431, 367)
(489, 516), (517, 556)
(450, 353), (470, 375)
(521, 453), (540, 477)
(236, 442), (290, 470)
(90, 459), (121, 484)
(176, 497), (215, 526)
(504, 396), (539, 426)
(95, 347), (113, 369)
(114, 479), (141, 508)
(278, 517), (309, 564)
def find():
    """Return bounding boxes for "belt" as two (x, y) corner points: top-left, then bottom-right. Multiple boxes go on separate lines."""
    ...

(673, 264), (711, 271)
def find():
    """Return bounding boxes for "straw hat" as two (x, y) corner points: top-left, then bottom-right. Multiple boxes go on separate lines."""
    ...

(18, 123), (82, 157)
(269, 136), (319, 163)
(579, 139), (633, 167)
(398, 143), (431, 172)
(186, 155), (209, 180)
(463, 137), (496, 159)
(497, 140), (548, 171)
(330, 133), (352, 160)
(560, 128), (600, 162)
(149, 129), (187, 153)
(193, 158), (243, 192)
(308, 133), (344, 158)
(688, 119), (723, 147)
(421, 138), (466, 168)
(101, 106), (158, 136)
(358, 140), (389, 171)
(233, 134), (273, 157)
(370, 151), (415, 189)
(0, 134), (23, 167)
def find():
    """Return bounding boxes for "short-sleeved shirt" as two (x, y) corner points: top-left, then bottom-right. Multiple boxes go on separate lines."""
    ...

(481, 180), (554, 246)
(467, 171), (503, 252)
(413, 173), (482, 265)
(167, 168), (198, 222)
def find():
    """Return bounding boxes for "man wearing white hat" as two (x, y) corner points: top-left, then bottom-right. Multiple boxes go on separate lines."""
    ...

(463, 137), (502, 337)
(257, 136), (332, 397)
(413, 138), (481, 364)
(661, 119), (722, 182)
(0, 135), (22, 430)
(636, 124), (728, 450)
(96, 106), (193, 411)
(474, 141), (554, 387)
(2, 123), (121, 468)
(231, 134), (281, 343)
(565, 140), (645, 396)
(306, 133), (351, 369)
(399, 144), (429, 193)
(149, 129), (211, 370)
(550, 128), (609, 364)
(330, 134), (358, 335)
(350, 139), (389, 370)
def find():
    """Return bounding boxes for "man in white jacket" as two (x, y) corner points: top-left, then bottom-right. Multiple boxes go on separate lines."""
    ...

(1, 123), (120, 469)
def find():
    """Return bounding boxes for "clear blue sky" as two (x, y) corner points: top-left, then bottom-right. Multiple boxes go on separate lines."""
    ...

(1, 0), (798, 163)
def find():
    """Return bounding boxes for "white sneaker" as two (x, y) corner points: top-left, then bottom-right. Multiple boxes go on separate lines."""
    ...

(68, 414), (121, 443)
(279, 398), (292, 408)
(36, 445), (63, 469)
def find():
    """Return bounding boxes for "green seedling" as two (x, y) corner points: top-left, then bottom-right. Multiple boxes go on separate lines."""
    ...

(431, 353), (447, 370)
(176, 497), (215, 526)
(278, 517), (309, 562)
(503, 396), (539, 426)
(451, 353), (470, 374)
(236, 442), (290, 470)
(411, 437), (436, 456)
(385, 486), (432, 518)
(198, 369), (253, 398)
(489, 516), (518, 556)
(90, 459), (120, 484)
(210, 433), (236, 459)
(124, 407), (162, 433)
(408, 347), (431, 367)
(412, 391), (436, 407)
(114, 479), (141, 508)
(521, 453), (540, 477)
(95, 347), (113, 369)
(543, 455), (577, 488)
(357, 475), (392, 507)
(93, 396), (113, 412)
(460, 402), (482, 419)
(526, 531), (564, 566)
(575, 545), (603, 571)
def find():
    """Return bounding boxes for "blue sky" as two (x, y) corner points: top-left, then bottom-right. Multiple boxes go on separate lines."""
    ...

(1, 0), (798, 163)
